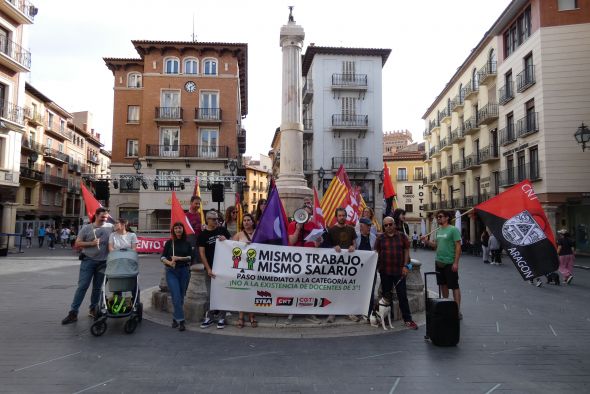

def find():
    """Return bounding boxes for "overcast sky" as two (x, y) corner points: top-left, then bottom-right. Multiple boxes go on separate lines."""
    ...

(28, 0), (512, 156)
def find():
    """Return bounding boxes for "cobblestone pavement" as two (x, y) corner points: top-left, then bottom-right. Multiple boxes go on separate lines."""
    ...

(0, 247), (589, 393)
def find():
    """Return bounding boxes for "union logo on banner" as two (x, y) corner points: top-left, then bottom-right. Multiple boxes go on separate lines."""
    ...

(502, 211), (547, 246)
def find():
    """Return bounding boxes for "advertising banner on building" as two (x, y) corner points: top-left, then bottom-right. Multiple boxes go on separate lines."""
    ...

(136, 237), (168, 254)
(210, 240), (377, 315)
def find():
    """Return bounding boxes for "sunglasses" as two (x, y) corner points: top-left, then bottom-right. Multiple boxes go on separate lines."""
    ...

(383, 223), (394, 227)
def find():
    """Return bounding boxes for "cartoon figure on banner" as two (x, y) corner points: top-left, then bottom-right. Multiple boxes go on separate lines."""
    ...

(232, 247), (242, 269)
(246, 249), (256, 270)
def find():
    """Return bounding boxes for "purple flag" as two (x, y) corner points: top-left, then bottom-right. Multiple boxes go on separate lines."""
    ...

(252, 186), (288, 245)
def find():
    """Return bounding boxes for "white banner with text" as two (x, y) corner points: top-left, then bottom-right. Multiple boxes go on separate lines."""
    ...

(210, 240), (377, 315)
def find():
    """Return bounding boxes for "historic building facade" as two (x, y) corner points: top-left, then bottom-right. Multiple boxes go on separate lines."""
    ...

(302, 46), (391, 219)
(422, 0), (590, 251)
(104, 40), (248, 231)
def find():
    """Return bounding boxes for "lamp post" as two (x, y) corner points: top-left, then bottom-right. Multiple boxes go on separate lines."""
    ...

(318, 166), (325, 191)
(228, 159), (237, 176)
(133, 158), (142, 174)
(574, 123), (590, 152)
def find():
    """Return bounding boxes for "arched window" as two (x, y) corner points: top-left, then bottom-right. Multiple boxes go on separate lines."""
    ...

(488, 48), (497, 71)
(127, 72), (142, 88)
(472, 68), (479, 90)
(184, 58), (198, 74)
(447, 98), (452, 114)
(203, 58), (217, 76)
(458, 83), (463, 102)
(164, 57), (180, 74)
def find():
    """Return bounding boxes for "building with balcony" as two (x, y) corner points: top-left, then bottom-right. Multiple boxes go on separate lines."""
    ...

(421, 0), (590, 252)
(244, 155), (271, 213)
(383, 147), (426, 232)
(301, 45), (390, 218)
(16, 84), (106, 233)
(104, 40), (247, 231)
(0, 0), (36, 242)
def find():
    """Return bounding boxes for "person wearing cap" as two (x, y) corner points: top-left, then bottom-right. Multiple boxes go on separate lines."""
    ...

(356, 217), (377, 321)
(557, 228), (576, 284)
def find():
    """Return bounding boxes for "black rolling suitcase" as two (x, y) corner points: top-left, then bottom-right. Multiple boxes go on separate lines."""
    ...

(424, 272), (460, 346)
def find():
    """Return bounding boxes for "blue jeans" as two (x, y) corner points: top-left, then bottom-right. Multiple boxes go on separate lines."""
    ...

(166, 265), (190, 322)
(70, 258), (106, 313)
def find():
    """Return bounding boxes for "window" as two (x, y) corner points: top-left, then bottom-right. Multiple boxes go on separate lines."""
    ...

(200, 129), (218, 157)
(405, 186), (413, 194)
(558, 0), (578, 10)
(127, 105), (140, 123)
(48, 112), (54, 128)
(472, 68), (479, 90)
(164, 58), (180, 74)
(127, 72), (142, 88)
(55, 192), (62, 207)
(60, 119), (65, 132)
(341, 97), (357, 121)
(46, 137), (53, 149)
(160, 128), (180, 157)
(24, 187), (32, 204)
(57, 167), (62, 178)
(397, 168), (407, 181)
(160, 90), (181, 118)
(184, 58), (198, 74)
(504, 6), (531, 57)
(529, 146), (539, 179)
(42, 189), (50, 205)
(525, 99), (536, 133)
(126, 140), (139, 157)
(58, 143), (64, 153)
(505, 70), (513, 95)
(405, 204), (413, 213)
(156, 169), (180, 190)
(506, 155), (514, 183)
(341, 138), (356, 162)
(517, 151), (526, 181)
(414, 167), (424, 180)
(200, 92), (219, 119)
(203, 58), (217, 75)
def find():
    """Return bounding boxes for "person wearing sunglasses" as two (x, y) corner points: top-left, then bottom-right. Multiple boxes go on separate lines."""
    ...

(374, 216), (418, 330)
(422, 210), (463, 319)
(198, 210), (231, 329)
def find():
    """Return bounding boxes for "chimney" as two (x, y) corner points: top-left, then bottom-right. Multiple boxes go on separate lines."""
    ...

(83, 123), (87, 132)
(96, 133), (100, 141)
(91, 128), (95, 136)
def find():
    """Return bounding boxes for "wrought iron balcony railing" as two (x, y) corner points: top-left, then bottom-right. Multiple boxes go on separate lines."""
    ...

(19, 165), (43, 181)
(517, 65), (535, 92)
(516, 112), (538, 138)
(303, 118), (313, 131)
(0, 98), (25, 125)
(498, 82), (514, 105)
(43, 174), (68, 187)
(0, 35), (31, 69)
(500, 123), (516, 145)
(463, 116), (479, 135)
(145, 144), (230, 159)
(477, 103), (499, 126)
(450, 126), (465, 143)
(43, 147), (69, 163)
(21, 138), (43, 153)
(195, 107), (221, 121)
(155, 107), (183, 120)
(499, 161), (541, 187)
(331, 114), (368, 128)
(478, 61), (497, 84)
(331, 73), (368, 88)
(479, 144), (500, 162)
(331, 156), (369, 170)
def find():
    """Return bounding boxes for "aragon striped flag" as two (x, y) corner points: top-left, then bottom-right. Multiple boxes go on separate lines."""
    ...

(474, 180), (558, 280)
(320, 165), (350, 227)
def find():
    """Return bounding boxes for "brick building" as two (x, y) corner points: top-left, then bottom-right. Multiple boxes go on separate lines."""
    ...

(104, 40), (247, 231)
(383, 129), (413, 155)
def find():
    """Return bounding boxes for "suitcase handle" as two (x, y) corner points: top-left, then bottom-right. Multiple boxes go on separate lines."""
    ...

(424, 271), (442, 301)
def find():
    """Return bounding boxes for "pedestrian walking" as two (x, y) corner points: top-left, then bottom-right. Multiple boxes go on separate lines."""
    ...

(374, 216), (418, 330)
(60, 226), (70, 248)
(161, 222), (193, 332)
(412, 231), (419, 252)
(61, 207), (114, 324)
(38, 225), (45, 247)
(422, 210), (463, 320)
(481, 229), (490, 264)
(198, 210), (231, 329)
(25, 225), (33, 248)
(557, 228), (576, 284)
(47, 225), (56, 249)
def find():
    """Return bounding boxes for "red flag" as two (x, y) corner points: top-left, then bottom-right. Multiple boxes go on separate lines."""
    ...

(171, 191), (195, 235)
(81, 183), (102, 220)
(475, 180), (558, 280)
(311, 187), (326, 230)
(383, 163), (396, 199)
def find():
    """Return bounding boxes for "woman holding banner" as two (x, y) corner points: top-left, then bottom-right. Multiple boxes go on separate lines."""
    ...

(161, 222), (192, 332)
(232, 213), (258, 328)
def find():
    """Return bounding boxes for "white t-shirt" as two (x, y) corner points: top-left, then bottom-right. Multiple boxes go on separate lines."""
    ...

(109, 232), (138, 250)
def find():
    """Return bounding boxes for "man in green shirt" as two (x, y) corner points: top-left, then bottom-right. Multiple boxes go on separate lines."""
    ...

(422, 210), (463, 319)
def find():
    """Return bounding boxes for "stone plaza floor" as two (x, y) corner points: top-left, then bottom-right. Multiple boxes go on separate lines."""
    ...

(0, 245), (589, 393)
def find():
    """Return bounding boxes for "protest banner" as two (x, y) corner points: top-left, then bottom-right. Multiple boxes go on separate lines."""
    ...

(210, 240), (377, 315)
(136, 237), (167, 254)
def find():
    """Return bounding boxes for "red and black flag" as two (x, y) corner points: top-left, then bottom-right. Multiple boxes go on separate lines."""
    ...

(474, 180), (558, 280)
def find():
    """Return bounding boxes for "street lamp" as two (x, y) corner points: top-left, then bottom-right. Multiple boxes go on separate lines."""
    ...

(318, 166), (325, 190)
(574, 123), (590, 152)
(133, 158), (142, 174)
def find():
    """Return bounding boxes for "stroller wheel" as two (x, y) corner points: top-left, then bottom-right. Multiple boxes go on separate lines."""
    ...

(124, 318), (138, 334)
(137, 303), (143, 322)
(90, 321), (107, 337)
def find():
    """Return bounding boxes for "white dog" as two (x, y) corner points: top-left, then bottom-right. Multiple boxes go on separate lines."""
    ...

(371, 297), (394, 330)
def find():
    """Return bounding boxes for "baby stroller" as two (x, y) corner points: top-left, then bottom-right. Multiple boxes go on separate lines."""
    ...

(90, 249), (143, 336)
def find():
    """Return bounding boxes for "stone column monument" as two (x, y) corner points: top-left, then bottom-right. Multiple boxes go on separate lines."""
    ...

(275, 7), (312, 215)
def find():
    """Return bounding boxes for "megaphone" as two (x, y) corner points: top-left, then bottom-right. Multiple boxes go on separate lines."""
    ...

(293, 208), (310, 224)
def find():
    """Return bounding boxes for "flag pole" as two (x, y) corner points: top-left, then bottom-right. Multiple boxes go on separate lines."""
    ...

(422, 208), (474, 238)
